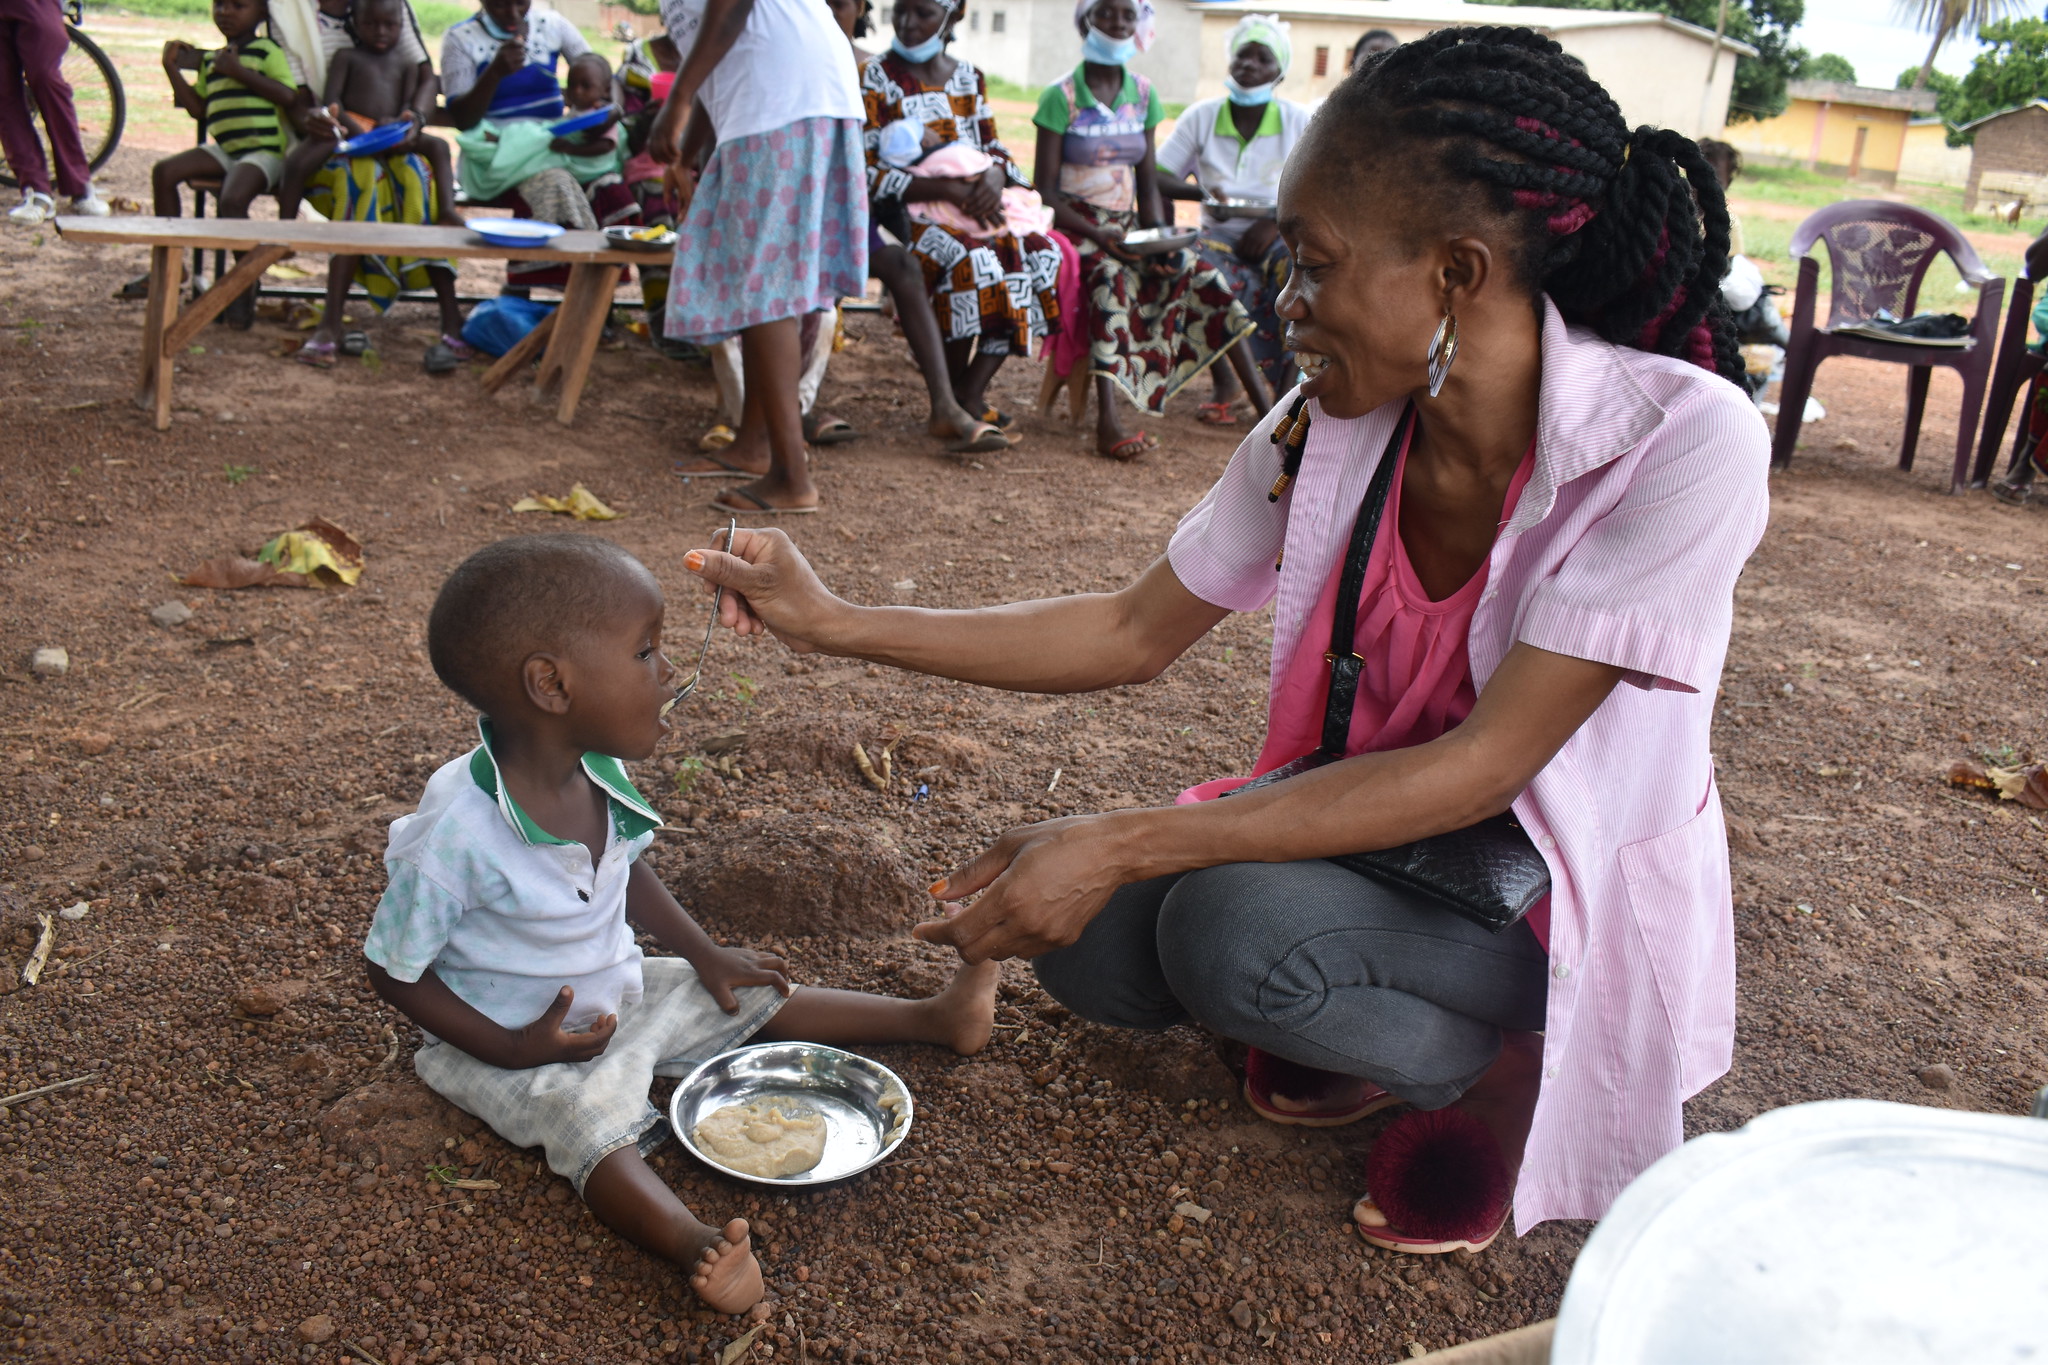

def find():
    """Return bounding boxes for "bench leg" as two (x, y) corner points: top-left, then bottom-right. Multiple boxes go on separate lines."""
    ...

(552, 263), (620, 426)
(532, 276), (586, 396)
(136, 245), (185, 430)
(480, 310), (558, 395)
(161, 245), (292, 357)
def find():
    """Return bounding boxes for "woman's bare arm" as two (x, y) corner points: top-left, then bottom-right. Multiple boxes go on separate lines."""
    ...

(914, 643), (1627, 962)
(684, 530), (1229, 692)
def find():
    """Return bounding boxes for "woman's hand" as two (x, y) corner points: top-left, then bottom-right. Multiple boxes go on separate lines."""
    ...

(911, 814), (1139, 963)
(1235, 215), (1280, 264)
(489, 30), (528, 76)
(1094, 221), (1138, 262)
(506, 986), (617, 1067)
(691, 945), (793, 1012)
(960, 165), (1006, 228)
(684, 526), (848, 653)
(646, 92), (690, 166)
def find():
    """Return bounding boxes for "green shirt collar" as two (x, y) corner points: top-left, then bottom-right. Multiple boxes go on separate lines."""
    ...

(1213, 98), (1282, 146)
(1072, 63), (1141, 112)
(468, 717), (663, 847)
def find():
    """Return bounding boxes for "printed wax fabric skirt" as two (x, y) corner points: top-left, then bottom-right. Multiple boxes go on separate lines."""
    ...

(664, 116), (869, 345)
(1074, 199), (1254, 413)
(1199, 232), (1291, 393)
(303, 151), (453, 313)
(902, 215), (1061, 356)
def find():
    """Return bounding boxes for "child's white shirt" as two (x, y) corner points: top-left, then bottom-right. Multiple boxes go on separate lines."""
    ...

(364, 720), (662, 1036)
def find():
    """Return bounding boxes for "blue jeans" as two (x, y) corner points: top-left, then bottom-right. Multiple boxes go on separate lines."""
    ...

(1033, 861), (1548, 1109)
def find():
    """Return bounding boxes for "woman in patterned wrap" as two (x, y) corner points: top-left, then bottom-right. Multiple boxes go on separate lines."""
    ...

(862, 0), (1060, 437)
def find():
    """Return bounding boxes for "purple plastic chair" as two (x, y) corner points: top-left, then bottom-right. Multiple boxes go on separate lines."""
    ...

(1770, 201), (2004, 493)
(1975, 273), (2045, 485)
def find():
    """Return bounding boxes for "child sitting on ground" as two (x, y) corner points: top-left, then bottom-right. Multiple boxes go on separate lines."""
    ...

(276, 0), (462, 223)
(363, 535), (998, 1314)
(152, 0), (295, 324)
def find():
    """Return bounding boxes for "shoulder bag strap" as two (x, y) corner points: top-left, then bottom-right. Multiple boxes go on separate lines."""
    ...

(1317, 403), (1413, 759)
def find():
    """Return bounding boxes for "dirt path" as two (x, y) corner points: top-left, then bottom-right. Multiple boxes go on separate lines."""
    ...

(2, 147), (2045, 1365)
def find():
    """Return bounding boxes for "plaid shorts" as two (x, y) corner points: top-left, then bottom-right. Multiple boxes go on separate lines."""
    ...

(414, 956), (785, 1193)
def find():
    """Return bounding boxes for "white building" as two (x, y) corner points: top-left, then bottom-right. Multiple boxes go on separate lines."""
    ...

(952, 0), (1753, 138)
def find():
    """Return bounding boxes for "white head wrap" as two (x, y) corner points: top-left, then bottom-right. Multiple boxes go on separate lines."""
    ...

(1226, 13), (1291, 75)
(1074, 0), (1157, 53)
(267, 0), (327, 97)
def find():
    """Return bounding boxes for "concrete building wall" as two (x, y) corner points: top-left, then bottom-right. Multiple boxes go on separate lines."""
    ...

(1725, 97), (1912, 187)
(1966, 105), (2048, 212)
(1899, 120), (1971, 188)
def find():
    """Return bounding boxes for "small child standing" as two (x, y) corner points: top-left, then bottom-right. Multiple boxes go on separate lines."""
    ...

(364, 535), (997, 1313)
(277, 0), (462, 224)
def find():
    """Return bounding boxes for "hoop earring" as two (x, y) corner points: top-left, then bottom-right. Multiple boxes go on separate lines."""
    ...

(1426, 310), (1460, 398)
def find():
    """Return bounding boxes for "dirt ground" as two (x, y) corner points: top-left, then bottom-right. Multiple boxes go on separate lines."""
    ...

(3, 143), (2047, 1365)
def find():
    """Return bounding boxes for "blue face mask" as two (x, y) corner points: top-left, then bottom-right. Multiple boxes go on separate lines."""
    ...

(1082, 25), (1136, 65)
(891, 31), (945, 62)
(1224, 75), (1275, 106)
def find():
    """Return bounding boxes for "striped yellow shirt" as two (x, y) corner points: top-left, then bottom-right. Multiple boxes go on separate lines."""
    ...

(197, 36), (291, 158)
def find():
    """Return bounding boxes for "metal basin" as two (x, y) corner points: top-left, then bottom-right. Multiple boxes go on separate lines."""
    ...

(668, 1042), (913, 1187)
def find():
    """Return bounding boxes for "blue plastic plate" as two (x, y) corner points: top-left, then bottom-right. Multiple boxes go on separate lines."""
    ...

(470, 218), (567, 247)
(335, 120), (411, 157)
(548, 107), (613, 136)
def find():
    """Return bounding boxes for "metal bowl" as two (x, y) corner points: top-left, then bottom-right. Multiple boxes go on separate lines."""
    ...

(669, 1042), (913, 1187)
(1209, 195), (1276, 220)
(603, 224), (677, 253)
(1120, 226), (1199, 256)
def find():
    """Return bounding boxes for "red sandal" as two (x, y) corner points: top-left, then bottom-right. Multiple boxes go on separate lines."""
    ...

(1243, 1047), (1404, 1127)
(1351, 1108), (1512, 1255)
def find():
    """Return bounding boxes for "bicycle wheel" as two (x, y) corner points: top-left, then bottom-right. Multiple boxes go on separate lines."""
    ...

(0, 22), (125, 190)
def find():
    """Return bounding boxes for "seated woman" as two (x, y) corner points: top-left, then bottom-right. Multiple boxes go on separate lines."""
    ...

(440, 0), (614, 294)
(1034, 0), (1271, 460)
(862, 0), (1061, 448)
(1156, 13), (1308, 423)
(684, 27), (1768, 1255)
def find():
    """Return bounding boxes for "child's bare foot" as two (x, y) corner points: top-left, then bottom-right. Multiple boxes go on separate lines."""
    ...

(924, 958), (1000, 1055)
(687, 1217), (763, 1314)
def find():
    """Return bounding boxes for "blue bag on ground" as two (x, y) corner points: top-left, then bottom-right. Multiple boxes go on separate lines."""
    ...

(461, 296), (557, 357)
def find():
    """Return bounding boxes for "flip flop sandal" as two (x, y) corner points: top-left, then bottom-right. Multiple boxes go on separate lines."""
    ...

(710, 486), (819, 516)
(295, 339), (339, 369)
(421, 341), (461, 374)
(438, 333), (477, 361)
(980, 407), (1015, 429)
(1103, 431), (1154, 461)
(340, 330), (370, 357)
(1197, 401), (1240, 426)
(672, 455), (758, 480)
(1351, 1108), (1513, 1256)
(1243, 1048), (1403, 1127)
(807, 416), (861, 445)
(116, 273), (152, 301)
(945, 424), (1013, 455)
(698, 424), (737, 452)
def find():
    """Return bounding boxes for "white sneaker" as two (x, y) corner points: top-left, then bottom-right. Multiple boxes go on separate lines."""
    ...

(8, 191), (54, 225)
(67, 188), (111, 217)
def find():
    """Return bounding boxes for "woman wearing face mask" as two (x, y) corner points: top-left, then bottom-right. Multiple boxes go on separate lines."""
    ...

(685, 27), (1768, 1254)
(1156, 13), (1309, 422)
(862, 0), (1062, 440)
(1032, 0), (1272, 462)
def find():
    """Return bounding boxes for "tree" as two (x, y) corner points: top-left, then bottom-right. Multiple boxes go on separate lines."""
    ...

(1469, 0), (1808, 123)
(1898, 65), (1970, 139)
(1899, 0), (2027, 90)
(1804, 52), (1858, 84)
(1923, 15), (2048, 140)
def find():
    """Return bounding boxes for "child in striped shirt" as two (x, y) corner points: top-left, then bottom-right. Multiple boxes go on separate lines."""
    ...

(153, 0), (296, 224)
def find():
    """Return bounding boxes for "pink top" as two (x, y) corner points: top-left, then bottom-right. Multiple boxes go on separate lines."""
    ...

(1177, 431), (1549, 944)
(1166, 301), (1771, 1232)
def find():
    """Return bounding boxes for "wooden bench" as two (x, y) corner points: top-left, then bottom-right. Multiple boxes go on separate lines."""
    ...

(55, 215), (649, 430)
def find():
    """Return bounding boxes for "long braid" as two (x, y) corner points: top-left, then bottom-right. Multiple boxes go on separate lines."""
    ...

(1324, 25), (1745, 388)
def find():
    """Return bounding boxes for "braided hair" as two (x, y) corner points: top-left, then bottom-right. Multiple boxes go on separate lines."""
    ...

(1321, 25), (1744, 388)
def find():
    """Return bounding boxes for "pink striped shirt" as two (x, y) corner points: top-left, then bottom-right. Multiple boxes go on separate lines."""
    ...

(1167, 301), (1771, 1231)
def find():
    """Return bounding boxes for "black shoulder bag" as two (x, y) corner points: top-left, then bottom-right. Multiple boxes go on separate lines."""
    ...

(1221, 402), (1549, 935)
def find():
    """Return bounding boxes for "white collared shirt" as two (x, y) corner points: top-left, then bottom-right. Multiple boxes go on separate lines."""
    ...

(365, 721), (663, 1034)
(1155, 96), (1311, 244)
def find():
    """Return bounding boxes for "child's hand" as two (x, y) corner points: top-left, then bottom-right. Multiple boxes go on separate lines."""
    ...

(508, 985), (617, 1066)
(489, 31), (528, 76)
(211, 46), (247, 81)
(694, 946), (792, 1013)
(162, 39), (195, 72)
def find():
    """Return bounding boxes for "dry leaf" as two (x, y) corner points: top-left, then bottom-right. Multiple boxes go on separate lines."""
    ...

(21, 913), (54, 987)
(511, 484), (618, 520)
(445, 1178), (500, 1191)
(257, 518), (363, 586)
(182, 555), (309, 590)
(1989, 763), (2048, 811)
(718, 1324), (762, 1365)
(1946, 758), (1996, 791)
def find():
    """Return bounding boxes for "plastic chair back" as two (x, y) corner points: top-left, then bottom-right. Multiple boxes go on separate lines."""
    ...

(1789, 200), (1994, 327)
